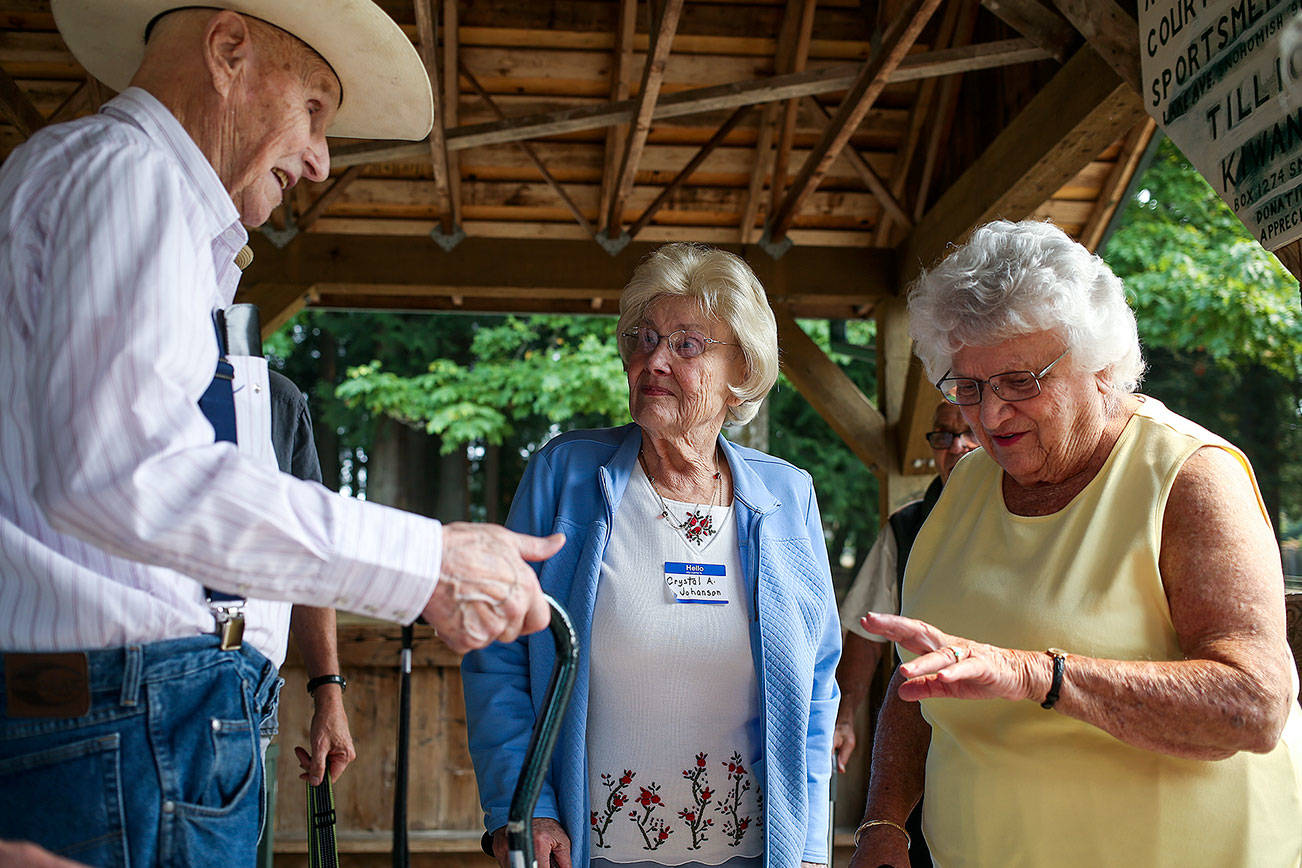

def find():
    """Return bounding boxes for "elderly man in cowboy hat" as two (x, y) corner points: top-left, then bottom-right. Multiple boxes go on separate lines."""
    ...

(0, 3), (561, 865)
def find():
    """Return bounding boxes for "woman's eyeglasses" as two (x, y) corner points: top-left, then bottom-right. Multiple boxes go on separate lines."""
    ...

(620, 327), (734, 360)
(936, 348), (1069, 406)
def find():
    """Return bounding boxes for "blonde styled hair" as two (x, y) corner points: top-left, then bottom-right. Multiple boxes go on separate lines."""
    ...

(618, 243), (779, 426)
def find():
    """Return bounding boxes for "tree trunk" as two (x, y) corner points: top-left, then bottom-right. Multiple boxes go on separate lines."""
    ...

(366, 417), (443, 518)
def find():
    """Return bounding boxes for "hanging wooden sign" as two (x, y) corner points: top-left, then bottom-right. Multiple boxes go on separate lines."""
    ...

(1140, 0), (1302, 249)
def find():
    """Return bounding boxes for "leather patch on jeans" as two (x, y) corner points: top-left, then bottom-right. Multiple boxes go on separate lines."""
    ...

(3, 653), (90, 718)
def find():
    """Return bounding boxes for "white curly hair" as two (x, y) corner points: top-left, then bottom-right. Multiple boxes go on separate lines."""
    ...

(908, 219), (1145, 393)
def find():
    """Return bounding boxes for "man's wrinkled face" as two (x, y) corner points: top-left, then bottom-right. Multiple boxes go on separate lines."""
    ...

(226, 25), (339, 226)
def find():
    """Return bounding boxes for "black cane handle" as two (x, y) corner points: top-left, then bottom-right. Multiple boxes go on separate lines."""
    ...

(506, 596), (578, 868)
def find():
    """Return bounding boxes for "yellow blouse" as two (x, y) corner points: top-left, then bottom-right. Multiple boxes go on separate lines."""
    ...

(902, 397), (1302, 867)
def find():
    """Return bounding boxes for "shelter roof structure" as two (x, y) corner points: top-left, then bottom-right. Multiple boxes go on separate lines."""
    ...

(0, 0), (1155, 490)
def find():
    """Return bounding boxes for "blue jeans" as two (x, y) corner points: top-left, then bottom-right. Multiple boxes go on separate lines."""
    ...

(0, 636), (279, 868)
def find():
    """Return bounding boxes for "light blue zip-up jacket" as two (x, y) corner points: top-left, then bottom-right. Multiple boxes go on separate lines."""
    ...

(461, 424), (841, 867)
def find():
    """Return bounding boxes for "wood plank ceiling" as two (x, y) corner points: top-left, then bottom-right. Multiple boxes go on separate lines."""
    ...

(0, 0), (1156, 484)
(0, 0), (1153, 274)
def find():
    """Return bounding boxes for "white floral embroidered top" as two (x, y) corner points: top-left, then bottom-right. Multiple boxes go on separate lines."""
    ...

(586, 463), (763, 864)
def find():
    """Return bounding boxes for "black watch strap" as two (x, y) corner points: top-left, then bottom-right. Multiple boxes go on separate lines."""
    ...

(1040, 649), (1067, 709)
(307, 674), (347, 695)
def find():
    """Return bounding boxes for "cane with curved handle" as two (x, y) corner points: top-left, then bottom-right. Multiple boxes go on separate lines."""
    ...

(506, 595), (579, 868)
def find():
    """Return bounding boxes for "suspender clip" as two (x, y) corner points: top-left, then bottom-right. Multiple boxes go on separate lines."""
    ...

(212, 603), (245, 651)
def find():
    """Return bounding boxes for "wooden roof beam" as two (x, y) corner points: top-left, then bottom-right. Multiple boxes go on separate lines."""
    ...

(1048, 0), (1141, 93)
(913, 5), (980, 222)
(739, 106), (778, 245)
(296, 165), (365, 234)
(762, 0), (943, 253)
(237, 233), (895, 324)
(774, 305), (890, 473)
(47, 78), (91, 126)
(627, 105), (753, 241)
(597, 0), (638, 235)
(739, 4), (804, 247)
(330, 38), (1053, 167)
(803, 96), (911, 229)
(0, 64), (45, 138)
(443, 0), (462, 225)
(769, 0), (820, 218)
(872, 0), (971, 245)
(460, 60), (595, 237)
(898, 44), (1146, 281)
(602, 0), (685, 252)
(414, 0), (460, 243)
(980, 0), (1077, 62)
(1078, 117), (1157, 252)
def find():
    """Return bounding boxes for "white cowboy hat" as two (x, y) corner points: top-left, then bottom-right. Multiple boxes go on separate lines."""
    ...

(50, 0), (434, 140)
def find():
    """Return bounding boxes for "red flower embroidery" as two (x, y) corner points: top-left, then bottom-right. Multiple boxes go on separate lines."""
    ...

(719, 751), (758, 847)
(591, 769), (635, 848)
(679, 753), (714, 849)
(628, 781), (671, 850)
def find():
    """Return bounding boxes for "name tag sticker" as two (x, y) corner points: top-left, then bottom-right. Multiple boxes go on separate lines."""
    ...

(664, 561), (728, 604)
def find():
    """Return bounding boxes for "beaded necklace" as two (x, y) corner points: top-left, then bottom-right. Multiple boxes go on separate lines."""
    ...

(638, 451), (722, 546)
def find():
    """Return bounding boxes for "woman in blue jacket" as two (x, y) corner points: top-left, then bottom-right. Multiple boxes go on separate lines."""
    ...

(462, 242), (841, 868)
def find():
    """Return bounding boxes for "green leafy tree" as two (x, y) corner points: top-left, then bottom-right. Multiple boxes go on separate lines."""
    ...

(1102, 136), (1302, 537)
(336, 315), (630, 451)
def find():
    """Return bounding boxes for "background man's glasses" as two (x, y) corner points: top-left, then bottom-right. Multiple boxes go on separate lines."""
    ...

(936, 348), (1069, 406)
(620, 327), (734, 360)
(926, 430), (979, 449)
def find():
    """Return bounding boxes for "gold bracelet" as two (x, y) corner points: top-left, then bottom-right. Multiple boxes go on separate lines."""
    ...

(853, 818), (911, 849)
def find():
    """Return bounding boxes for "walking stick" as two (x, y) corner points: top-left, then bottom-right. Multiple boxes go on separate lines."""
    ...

(392, 623), (414, 868)
(827, 750), (838, 867)
(506, 597), (579, 868)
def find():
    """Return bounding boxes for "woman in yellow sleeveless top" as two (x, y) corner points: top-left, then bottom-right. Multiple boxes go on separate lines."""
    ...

(847, 220), (1302, 868)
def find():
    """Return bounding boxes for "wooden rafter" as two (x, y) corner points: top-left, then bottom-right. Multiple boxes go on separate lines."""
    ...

(898, 45), (1145, 280)
(1048, 0), (1141, 93)
(414, 0), (457, 233)
(604, 0), (685, 240)
(443, 0), (462, 221)
(913, 5), (980, 222)
(738, 4), (802, 247)
(1079, 117), (1157, 252)
(460, 60), (595, 237)
(597, 0), (638, 235)
(774, 305), (890, 473)
(0, 64), (44, 138)
(769, 0), (819, 217)
(872, 0), (967, 245)
(47, 78), (90, 126)
(803, 96), (911, 229)
(330, 38), (1052, 167)
(764, 0), (943, 245)
(296, 165), (365, 233)
(85, 78), (110, 112)
(980, 0), (1077, 62)
(237, 233), (895, 323)
(627, 105), (753, 241)
(739, 106), (779, 245)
